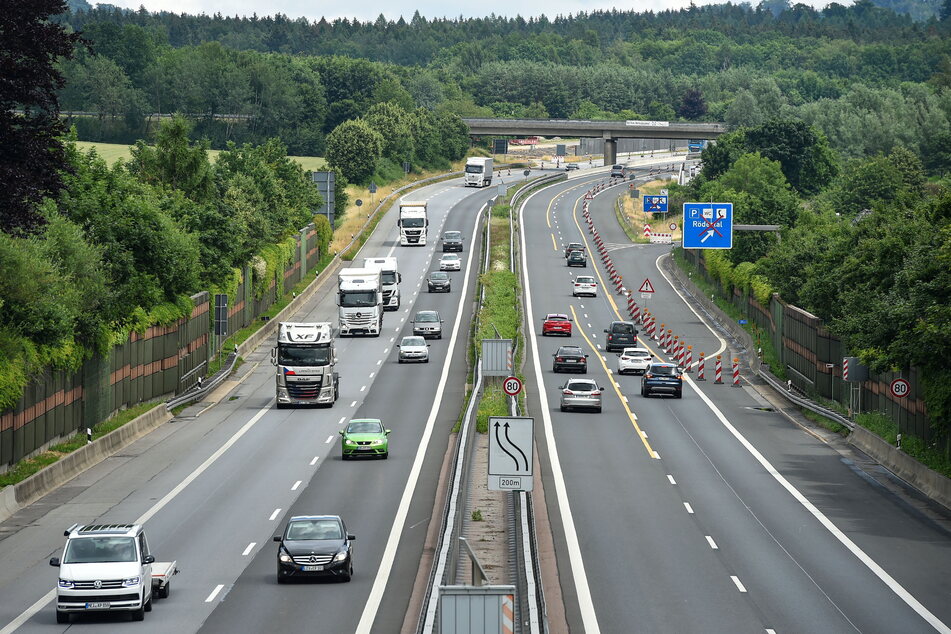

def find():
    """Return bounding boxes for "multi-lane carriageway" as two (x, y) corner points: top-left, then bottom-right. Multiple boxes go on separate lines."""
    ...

(0, 161), (949, 634)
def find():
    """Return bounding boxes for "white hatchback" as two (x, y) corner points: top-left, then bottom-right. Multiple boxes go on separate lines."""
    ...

(617, 347), (652, 375)
(573, 276), (598, 297)
(439, 254), (461, 271)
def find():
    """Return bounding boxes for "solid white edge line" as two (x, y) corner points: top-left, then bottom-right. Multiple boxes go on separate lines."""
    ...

(654, 252), (727, 357)
(242, 542), (256, 556)
(686, 374), (951, 633)
(354, 201), (487, 634)
(521, 186), (602, 634)
(205, 584), (224, 602)
(731, 576), (747, 593)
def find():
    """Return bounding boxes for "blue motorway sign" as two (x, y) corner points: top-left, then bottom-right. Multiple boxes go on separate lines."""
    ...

(643, 195), (668, 213)
(683, 202), (733, 249)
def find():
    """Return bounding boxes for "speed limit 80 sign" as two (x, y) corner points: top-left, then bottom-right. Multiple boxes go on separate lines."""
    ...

(890, 378), (910, 398)
(503, 376), (523, 396)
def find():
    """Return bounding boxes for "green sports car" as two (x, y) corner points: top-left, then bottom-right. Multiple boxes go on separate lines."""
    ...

(339, 419), (390, 459)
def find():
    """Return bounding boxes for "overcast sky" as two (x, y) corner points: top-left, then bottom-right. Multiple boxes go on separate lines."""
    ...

(98, 0), (831, 23)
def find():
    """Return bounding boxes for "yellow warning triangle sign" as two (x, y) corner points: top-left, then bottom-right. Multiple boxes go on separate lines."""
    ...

(638, 278), (655, 293)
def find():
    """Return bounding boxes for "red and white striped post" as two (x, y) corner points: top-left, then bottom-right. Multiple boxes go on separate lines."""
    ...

(684, 345), (693, 372)
(678, 339), (686, 366)
(659, 325), (667, 347)
(648, 317), (656, 340)
(697, 352), (706, 380)
(732, 357), (741, 387)
(631, 302), (640, 322)
(714, 355), (723, 384)
(670, 335), (679, 357)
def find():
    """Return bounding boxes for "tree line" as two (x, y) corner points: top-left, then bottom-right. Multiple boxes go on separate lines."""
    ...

(682, 119), (951, 437)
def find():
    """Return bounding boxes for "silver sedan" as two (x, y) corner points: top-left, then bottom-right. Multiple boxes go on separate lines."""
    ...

(559, 378), (603, 413)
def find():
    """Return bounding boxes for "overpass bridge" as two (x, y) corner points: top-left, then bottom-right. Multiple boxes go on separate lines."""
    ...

(462, 118), (727, 164)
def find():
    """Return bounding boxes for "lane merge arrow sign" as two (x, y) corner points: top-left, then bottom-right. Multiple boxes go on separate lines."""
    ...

(639, 278), (655, 294)
(488, 416), (534, 491)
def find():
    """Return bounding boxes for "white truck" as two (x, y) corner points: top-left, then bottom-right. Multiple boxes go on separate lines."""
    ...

(464, 157), (493, 187)
(337, 268), (383, 336)
(398, 201), (428, 246)
(363, 256), (401, 311)
(50, 523), (177, 624)
(272, 322), (339, 408)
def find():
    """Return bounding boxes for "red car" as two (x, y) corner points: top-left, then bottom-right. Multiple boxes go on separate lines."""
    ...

(542, 313), (572, 336)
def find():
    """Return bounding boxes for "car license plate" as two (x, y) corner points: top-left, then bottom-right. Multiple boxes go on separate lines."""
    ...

(86, 602), (110, 609)
(302, 565), (324, 571)
(566, 359), (576, 363)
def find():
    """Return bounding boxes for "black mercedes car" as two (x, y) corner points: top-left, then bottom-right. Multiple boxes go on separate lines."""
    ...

(274, 515), (355, 582)
(552, 345), (588, 373)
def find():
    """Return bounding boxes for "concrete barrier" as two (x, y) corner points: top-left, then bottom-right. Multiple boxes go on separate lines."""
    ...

(849, 425), (951, 512)
(0, 404), (172, 524)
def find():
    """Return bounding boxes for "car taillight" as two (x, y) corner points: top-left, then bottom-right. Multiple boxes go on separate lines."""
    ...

(563, 390), (573, 395)
(621, 356), (629, 360)
(591, 390), (601, 396)
(556, 357), (564, 362)
(608, 335), (613, 340)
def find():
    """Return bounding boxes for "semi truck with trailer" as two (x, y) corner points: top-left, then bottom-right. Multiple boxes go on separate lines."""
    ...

(337, 268), (383, 336)
(398, 201), (428, 246)
(272, 322), (339, 408)
(464, 157), (493, 187)
(363, 256), (401, 311)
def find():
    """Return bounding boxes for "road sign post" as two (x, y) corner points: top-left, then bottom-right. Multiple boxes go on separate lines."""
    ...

(683, 202), (733, 249)
(488, 416), (534, 491)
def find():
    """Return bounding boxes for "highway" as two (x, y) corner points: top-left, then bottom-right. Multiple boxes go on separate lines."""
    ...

(519, 167), (951, 633)
(0, 172), (527, 633)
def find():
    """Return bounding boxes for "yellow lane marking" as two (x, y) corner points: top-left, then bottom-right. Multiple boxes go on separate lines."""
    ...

(569, 305), (656, 458)
(551, 233), (558, 251)
(570, 196), (622, 316)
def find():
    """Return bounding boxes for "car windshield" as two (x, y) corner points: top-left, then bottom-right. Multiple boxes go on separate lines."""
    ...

(347, 420), (383, 434)
(651, 365), (677, 376)
(430, 272), (448, 280)
(401, 217), (425, 228)
(416, 312), (438, 322)
(286, 519), (343, 541)
(577, 277), (595, 284)
(340, 291), (377, 307)
(278, 344), (331, 367)
(567, 381), (596, 391)
(402, 337), (426, 347)
(63, 537), (137, 564)
(444, 232), (461, 240)
(612, 323), (635, 334)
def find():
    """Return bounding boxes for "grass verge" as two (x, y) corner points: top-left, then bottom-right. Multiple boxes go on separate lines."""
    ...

(0, 402), (163, 489)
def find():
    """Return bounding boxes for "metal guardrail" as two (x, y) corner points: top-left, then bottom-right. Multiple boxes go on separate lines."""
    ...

(756, 365), (855, 430)
(166, 353), (238, 410)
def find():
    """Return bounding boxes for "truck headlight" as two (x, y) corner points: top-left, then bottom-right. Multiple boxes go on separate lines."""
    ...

(122, 576), (141, 587)
(58, 578), (74, 588)
(333, 550), (349, 563)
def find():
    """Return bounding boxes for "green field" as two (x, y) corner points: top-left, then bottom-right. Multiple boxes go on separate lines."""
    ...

(74, 141), (326, 171)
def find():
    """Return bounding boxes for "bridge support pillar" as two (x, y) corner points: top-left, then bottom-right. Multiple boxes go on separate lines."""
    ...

(603, 137), (617, 166)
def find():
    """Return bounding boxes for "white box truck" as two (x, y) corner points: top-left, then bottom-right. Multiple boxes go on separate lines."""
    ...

(398, 201), (428, 246)
(271, 322), (339, 408)
(464, 157), (493, 187)
(337, 268), (383, 336)
(363, 256), (401, 311)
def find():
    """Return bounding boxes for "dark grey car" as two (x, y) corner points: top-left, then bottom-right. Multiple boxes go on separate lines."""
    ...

(567, 250), (586, 267)
(274, 515), (354, 583)
(441, 231), (463, 252)
(413, 310), (444, 339)
(427, 271), (451, 292)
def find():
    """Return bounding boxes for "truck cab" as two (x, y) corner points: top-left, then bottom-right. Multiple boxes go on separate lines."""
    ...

(363, 256), (401, 311)
(49, 523), (176, 624)
(272, 322), (339, 408)
(337, 268), (383, 336)
(464, 157), (493, 187)
(398, 201), (428, 246)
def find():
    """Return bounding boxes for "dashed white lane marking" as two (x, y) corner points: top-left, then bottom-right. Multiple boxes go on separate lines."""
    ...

(584, 314), (588, 318)
(242, 543), (256, 556)
(291, 481), (302, 491)
(360, 385), (367, 392)
(390, 337), (395, 342)
(639, 430), (647, 439)
(310, 456), (319, 465)
(684, 503), (694, 514)
(706, 536), (719, 550)
(384, 348), (389, 354)
(369, 372), (375, 378)
(325, 435), (334, 444)
(667, 474), (676, 485)
(338, 416), (346, 425)
(766, 629), (777, 634)
(731, 576), (747, 593)
(377, 359), (382, 365)
(269, 508), (281, 521)
(623, 396), (629, 403)
(350, 401), (357, 407)
(400, 317), (405, 323)
(587, 323), (592, 328)
(205, 584), (224, 602)
(653, 451), (661, 459)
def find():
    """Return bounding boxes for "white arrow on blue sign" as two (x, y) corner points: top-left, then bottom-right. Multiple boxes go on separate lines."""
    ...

(683, 202), (733, 249)
(642, 195), (668, 213)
